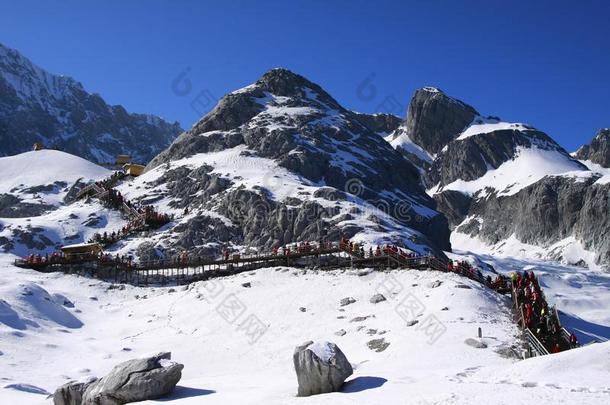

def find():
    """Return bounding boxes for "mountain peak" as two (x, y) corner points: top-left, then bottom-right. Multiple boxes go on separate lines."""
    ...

(399, 87), (479, 155)
(575, 128), (610, 168)
(253, 68), (338, 106)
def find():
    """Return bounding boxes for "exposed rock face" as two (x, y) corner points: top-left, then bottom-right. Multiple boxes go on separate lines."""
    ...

(432, 190), (472, 230)
(353, 112), (402, 135)
(138, 68), (451, 259)
(454, 175), (610, 270)
(0, 193), (54, 217)
(401, 87), (478, 156)
(0, 43), (182, 163)
(293, 340), (353, 396)
(575, 128), (610, 168)
(81, 352), (183, 404)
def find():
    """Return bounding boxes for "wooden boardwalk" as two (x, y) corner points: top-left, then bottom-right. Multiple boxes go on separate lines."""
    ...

(14, 243), (459, 286)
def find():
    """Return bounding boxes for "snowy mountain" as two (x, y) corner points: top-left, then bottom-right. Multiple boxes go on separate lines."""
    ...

(0, 42), (182, 163)
(124, 68), (451, 260)
(574, 128), (610, 168)
(1, 72), (610, 405)
(385, 87), (610, 271)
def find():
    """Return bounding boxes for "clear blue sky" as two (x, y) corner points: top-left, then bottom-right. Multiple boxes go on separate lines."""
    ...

(1, 0), (608, 151)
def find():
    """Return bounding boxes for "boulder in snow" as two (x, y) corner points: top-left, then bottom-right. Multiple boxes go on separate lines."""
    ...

(369, 293), (386, 304)
(293, 340), (353, 396)
(367, 338), (390, 352)
(339, 297), (356, 307)
(81, 352), (183, 404)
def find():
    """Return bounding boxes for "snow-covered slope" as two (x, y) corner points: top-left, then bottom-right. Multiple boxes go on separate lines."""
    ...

(433, 145), (587, 197)
(1, 257), (608, 404)
(0, 42), (182, 163)
(455, 116), (534, 141)
(0, 150), (109, 202)
(0, 150), (126, 256)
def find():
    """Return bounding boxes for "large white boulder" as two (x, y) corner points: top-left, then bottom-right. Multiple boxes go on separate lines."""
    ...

(293, 340), (353, 396)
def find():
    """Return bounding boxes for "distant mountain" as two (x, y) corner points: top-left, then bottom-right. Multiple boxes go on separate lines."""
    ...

(386, 87), (610, 271)
(575, 128), (610, 168)
(0, 43), (182, 164)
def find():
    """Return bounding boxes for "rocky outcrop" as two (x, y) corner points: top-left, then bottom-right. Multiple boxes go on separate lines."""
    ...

(454, 174), (610, 270)
(401, 87), (478, 156)
(80, 352), (183, 404)
(575, 128), (610, 168)
(0, 193), (54, 217)
(293, 340), (353, 396)
(353, 112), (402, 135)
(0, 42), (182, 163)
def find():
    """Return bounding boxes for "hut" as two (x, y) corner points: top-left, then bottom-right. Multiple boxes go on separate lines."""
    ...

(123, 163), (146, 177)
(115, 154), (131, 165)
(60, 242), (103, 260)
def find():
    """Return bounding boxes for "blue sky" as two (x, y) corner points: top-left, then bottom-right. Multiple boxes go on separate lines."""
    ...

(1, 0), (608, 151)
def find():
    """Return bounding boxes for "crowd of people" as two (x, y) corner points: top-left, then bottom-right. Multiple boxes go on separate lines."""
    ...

(22, 252), (68, 265)
(512, 270), (578, 353)
(97, 171), (126, 190)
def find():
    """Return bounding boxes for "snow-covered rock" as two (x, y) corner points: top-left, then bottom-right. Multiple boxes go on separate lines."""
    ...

(293, 340), (353, 396)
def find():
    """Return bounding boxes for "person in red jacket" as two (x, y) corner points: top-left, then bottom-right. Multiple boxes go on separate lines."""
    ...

(552, 343), (561, 353)
(569, 333), (578, 348)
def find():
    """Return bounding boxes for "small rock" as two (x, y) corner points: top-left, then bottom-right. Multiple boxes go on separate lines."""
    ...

(455, 284), (472, 289)
(168, 288), (176, 293)
(367, 338), (390, 352)
(299, 307), (307, 312)
(366, 328), (377, 335)
(406, 320), (419, 327)
(429, 280), (442, 288)
(350, 315), (374, 322)
(441, 307), (449, 311)
(334, 329), (347, 336)
(88, 296), (98, 301)
(336, 315), (345, 319)
(340, 297), (356, 307)
(369, 293), (386, 304)
(242, 282), (251, 288)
